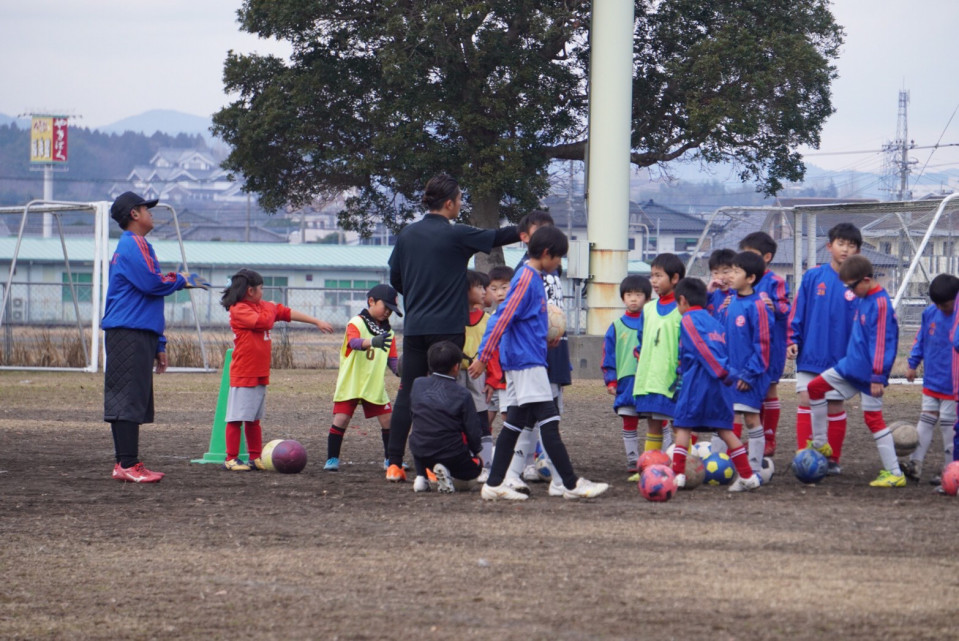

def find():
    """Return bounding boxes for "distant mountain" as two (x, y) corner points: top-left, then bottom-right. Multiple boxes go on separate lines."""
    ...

(95, 110), (215, 141)
(0, 113), (29, 129)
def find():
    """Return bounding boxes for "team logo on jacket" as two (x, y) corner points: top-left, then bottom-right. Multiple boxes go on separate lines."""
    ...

(844, 290), (856, 301)
(817, 283), (827, 296)
(930, 321), (936, 336)
(735, 315), (746, 327)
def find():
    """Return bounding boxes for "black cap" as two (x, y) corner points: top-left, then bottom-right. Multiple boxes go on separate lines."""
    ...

(111, 191), (159, 226)
(367, 284), (402, 317)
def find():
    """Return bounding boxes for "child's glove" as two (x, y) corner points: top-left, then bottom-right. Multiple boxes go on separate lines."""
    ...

(371, 333), (392, 351)
(180, 272), (211, 289)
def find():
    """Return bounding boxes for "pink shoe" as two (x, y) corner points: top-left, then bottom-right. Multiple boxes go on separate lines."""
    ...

(115, 462), (163, 483)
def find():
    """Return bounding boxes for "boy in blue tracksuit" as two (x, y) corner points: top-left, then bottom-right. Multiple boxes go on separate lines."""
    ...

(602, 275), (651, 472)
(719, 251), (774, 473)
(806, 255), (902, 488)
(902, 274), (959, 481)
(470, 226), (608, 501)
(739, 232), (790, 456)
(671, 278), (760, 492)
(787, 222), (862, 473)
(706, 248), (736, 317)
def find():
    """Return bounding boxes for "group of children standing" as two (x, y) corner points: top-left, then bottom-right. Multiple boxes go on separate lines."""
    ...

(215, 220), (959, 497)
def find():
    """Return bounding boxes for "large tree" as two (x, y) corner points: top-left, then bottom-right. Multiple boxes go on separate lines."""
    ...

(213, 0), (842, 244)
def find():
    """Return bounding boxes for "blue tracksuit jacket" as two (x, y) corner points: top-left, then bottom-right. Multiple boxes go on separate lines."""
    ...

(834, 286), (899, 394)
(477, 263), (547, 372)
(721, 291), (773, 410)
(602, 311), (643, 411)
(755, 270), (790, 381)
(673, 308), (735, 430)
(908, 303), (956, 398)
(788, 263), (858, 375)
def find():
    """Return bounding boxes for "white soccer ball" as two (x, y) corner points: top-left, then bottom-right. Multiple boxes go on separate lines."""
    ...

(534, 453), (552, 481)
(759, 457), (775, 485)
(691, 441), (712, 460)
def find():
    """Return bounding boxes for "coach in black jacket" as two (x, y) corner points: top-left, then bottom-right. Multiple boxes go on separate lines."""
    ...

(385, 174), (519, 480)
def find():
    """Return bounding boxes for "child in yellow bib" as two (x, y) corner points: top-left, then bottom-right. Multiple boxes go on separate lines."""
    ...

(325, 284), (401, 472)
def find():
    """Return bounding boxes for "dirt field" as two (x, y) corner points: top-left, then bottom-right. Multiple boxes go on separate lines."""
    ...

(1, 369), (957, 641)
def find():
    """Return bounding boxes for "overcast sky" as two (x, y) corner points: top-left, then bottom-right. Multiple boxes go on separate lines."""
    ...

(2, 0), (958, 180)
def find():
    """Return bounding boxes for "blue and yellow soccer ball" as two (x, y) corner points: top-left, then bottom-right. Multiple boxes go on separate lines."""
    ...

(791, 449), (828, 484)
(703, 452), (734, 486)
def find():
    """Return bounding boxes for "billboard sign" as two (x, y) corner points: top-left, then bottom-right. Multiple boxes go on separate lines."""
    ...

(30, 116), (69, 163)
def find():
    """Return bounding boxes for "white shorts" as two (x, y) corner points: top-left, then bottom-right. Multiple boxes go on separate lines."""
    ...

(818, 368), (883, 412)
(796, 371), (845, 401)
(922, 394), (958, 423)
(734, 403), (761, 414)
(226, 385), (267, 422)
(488, 389), (508, 414)
(457, 370), (488, 412)
(617, 405), (639, 417)
(504, 367), (553, 407)
(642, 412), (672, 422)
(551, 384), (564, 414)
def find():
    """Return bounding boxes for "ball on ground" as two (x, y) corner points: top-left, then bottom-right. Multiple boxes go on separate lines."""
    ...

(638, 449), (670, 472)
(703, 452), (734, 486)
(940, 461), (959, 496)
(683, 454), (705, 489)
(262, 439), (308, 474)
(889, 420), (919, 456)
(691, 440), (712, 460)
(791, 448), (828, 484)
(759, 457), (775, 485)
(639, 464), (676, 502)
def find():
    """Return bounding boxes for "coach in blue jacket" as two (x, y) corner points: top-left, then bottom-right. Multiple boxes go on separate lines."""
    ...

(385, 174), (520, 480)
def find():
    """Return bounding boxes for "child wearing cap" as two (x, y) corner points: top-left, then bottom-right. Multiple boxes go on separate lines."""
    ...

(325, 284), (402, 471)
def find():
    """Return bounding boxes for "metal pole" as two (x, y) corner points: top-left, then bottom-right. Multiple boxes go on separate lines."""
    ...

(43, 166), (53, 238)
(807, 213), (818, 268)
(893, 193), (959, 308)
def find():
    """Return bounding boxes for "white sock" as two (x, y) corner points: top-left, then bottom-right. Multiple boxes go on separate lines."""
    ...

(480, 436), (493, 469)
(810, 398), (828, 447)
(623, 430), (640, 465)
(873, 428), (901, 474)
(662, 423), (674, 451)
(912, 413), (938, 463)
(747, 426), (765, 473)
(527, 426), (541, 467)
(507, 428), (534, 479)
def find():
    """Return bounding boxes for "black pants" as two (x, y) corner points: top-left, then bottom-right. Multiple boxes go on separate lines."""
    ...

(387, 332), (465, 466)
(413, 450), (482, 481)
(104, 328), (158, 467)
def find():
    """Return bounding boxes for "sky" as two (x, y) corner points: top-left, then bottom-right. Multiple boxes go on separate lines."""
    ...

(1, 0), (958, 184)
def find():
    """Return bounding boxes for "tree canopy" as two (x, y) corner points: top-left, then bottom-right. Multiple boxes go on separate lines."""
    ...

(213, 0), (843, 236)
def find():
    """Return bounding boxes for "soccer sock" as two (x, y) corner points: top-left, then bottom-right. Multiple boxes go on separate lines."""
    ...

(747, 425), (765, 473)
(487, 424), (522, 487)
(244, 420), (263, 460)
(622, 415), (640, 467)
(480, 436), (493, 469)
(527, 426), (541, 466)
(762, 398), (780, 452)
(672, 444), (688, 477)
(380, 428), (390, 459)
(225, 421), (243, 460)
(538, 421), (577, 489)
(796, 406), (812, 450)
(644, 432), (663, 452)
(912, 412), (938, 463)
(507, 427), (534, 480)
(806, 376), (832, 448)
(112, 420), (139, 468)
(728, 445), (753, 479)
(864, 410), (901, 474)
(662, 423), (674, 451)
(732, 422), (743, 440)
(327, 424), (345, 459)
(827, 412), (847, 461)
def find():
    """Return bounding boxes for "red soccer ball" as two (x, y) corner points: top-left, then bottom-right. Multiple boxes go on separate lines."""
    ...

(637, 449), (670, 472)
(941, 461), (959, 496)
(639, 464), (677, 502)
(264, 439), (308, 474)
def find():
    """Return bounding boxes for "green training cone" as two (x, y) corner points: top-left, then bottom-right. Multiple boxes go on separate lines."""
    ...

(191, 348), (248, 464)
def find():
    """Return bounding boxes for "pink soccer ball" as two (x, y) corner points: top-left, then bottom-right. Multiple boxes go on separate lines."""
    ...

(639, 464), (677, 502)
(637, 449), (670, 472)
(941, 461), (959, 496)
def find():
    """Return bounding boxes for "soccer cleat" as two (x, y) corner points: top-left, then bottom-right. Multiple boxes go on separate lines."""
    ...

(901, 459), (922, 481)
(432, 463), (455, 493)
(476, 468), (490, 484)
(674, 473), (687, 489)
(249, 458), (266, 471)
(548, 479), (566, 496)
(930, 475), (942, 486)
(323, 457), (340, 471)
(934, 484), (946, 495)
(804, 439), (833, 459)
(223, 458), (251, 471)
(626, 459), (639, 474)
(522, 464), (546, 483)
(763, 440), (776, 458)
(504, 476), (532, 496)
(627, 471), (640, 483)
(385, 464), (407, 482)
(115, 462), (163, 483)
(563, 477), (609, 500)
(727, 474), (761, 492)
(384, 459), (410, 471)
(480, 483), (529, 501)
(112, 463), (123, 480)
(869, 470), (906, 488)
(412, 475), (431, 492)
(826, 460), (842, 476)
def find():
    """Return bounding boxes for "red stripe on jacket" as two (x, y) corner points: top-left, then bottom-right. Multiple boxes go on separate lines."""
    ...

(873, 294), (887, 375)
(479, 267), (534, 363)
(682, 315), (726, 378)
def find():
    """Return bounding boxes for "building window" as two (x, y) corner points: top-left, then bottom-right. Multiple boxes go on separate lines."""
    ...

(674, 237), (699, 252)
(880, 242), (892, 254)
(628, 238), (635, 250)
(305, 274), (313, 282)
(62, 272), (92, 302)
(262, 276), (288, 303)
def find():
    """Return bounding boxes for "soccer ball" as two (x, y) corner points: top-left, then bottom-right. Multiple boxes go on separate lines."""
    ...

(639, 464), (677, 502)
(703, 452), (734, 486)
(683, 454), (705, 489)
(638, 449), (670, 472)
(759, 457), (775, 485)
(940, 461), (959, 496)
(889, 420), (919, 456)
(691, 440), (712, 460)
(791, 449), (828, 484)
(261, 439), (308, 474)
(547, 304), (566, 341)
(534, 453), (552, 481)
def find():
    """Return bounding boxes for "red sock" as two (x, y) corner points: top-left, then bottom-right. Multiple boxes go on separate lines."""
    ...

(245, 420), (263, 460)
(763, 398), (780, 448)
(796, 406), (811, 449)
(225, 421), (242, 459)
(672, 445), (688, 476)
(728, 445), (753, 478)
(733, 422), (743, 439)
(827, 412), (847, 461)
(863, 410), (885, 434)
(622, 415), (639, 431)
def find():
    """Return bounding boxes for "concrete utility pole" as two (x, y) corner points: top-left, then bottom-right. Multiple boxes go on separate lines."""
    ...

(584, 0), (635, 335)
(881, 90), (917, 201)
